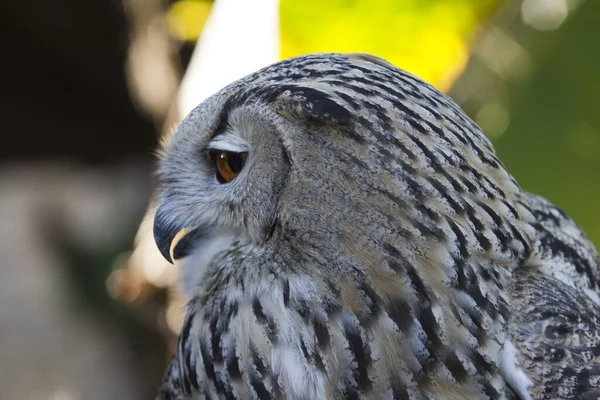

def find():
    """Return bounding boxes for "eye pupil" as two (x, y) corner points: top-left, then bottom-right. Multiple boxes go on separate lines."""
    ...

(210, 150), (247, 183)
(227, 152), (246, 173)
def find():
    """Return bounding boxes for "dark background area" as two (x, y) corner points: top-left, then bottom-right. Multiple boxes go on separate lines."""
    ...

(0, 1), (167, 398)
(0, 0), (157, 164)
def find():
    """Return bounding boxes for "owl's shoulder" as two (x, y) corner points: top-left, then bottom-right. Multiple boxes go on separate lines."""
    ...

(510, 193), (600, 399)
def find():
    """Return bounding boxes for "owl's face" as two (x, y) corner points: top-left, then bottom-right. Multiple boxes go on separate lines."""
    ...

(154, 98), (290, 289)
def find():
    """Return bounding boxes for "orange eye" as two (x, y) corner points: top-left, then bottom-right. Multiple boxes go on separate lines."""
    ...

(210, 150), (248, 183)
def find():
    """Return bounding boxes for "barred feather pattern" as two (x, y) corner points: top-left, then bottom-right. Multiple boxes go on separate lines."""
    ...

(153, 54), (600, 399)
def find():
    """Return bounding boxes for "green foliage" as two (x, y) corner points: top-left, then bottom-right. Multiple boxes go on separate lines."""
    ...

(492, 0), (600, 247)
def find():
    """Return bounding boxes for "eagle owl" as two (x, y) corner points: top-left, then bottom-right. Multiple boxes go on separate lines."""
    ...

(152, 53), (600, 399)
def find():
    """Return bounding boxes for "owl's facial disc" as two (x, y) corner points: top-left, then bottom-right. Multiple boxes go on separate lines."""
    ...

(154, 130), (251, 263)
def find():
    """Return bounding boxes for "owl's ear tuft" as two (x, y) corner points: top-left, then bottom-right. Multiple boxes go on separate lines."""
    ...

(274, 87), (352, 127)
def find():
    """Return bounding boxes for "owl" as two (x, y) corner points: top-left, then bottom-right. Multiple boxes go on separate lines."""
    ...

(152, 53), (600, 399)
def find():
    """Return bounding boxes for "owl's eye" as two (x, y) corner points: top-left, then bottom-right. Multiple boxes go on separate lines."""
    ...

(209, 150), (248, 183)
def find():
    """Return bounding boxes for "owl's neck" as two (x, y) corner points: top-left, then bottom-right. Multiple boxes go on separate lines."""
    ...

(175, 242), (521, 399)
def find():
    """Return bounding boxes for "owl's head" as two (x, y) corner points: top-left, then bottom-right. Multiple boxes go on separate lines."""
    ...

(153, 53), (524, 298)
(154, 91), (290, 265)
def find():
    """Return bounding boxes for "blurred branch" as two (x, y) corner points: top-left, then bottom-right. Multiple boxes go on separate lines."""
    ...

(123, 0), (182, 128)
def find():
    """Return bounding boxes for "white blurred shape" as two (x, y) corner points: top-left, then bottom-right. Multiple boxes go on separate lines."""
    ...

(521, 0), (569, 31)
(48, 388), (77, 400)
(129, 209), (178, 287)
(166, 295), (187, 334)
(177, 0), (280, 118)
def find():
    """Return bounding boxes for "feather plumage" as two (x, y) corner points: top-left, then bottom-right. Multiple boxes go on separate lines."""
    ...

(151, 53), (600, 399)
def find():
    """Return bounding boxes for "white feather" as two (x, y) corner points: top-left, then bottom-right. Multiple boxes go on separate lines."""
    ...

(272, 346), (325, 399)
(207, 131), (249, 153)
(501, 341), (533, 400)
(182, 232), (237, 297)
(584, 288), (600, 306)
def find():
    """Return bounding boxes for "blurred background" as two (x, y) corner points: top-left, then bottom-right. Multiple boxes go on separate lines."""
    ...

(0, 0), (598, 398)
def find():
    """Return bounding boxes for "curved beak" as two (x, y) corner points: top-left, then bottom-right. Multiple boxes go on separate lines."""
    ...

(153, 205), (208, 264)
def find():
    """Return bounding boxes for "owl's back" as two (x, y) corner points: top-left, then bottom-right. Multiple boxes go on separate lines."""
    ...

(511, 193), (600, 399)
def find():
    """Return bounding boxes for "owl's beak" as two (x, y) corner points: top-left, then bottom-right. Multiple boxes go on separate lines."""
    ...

(153, 206), (207, 264)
